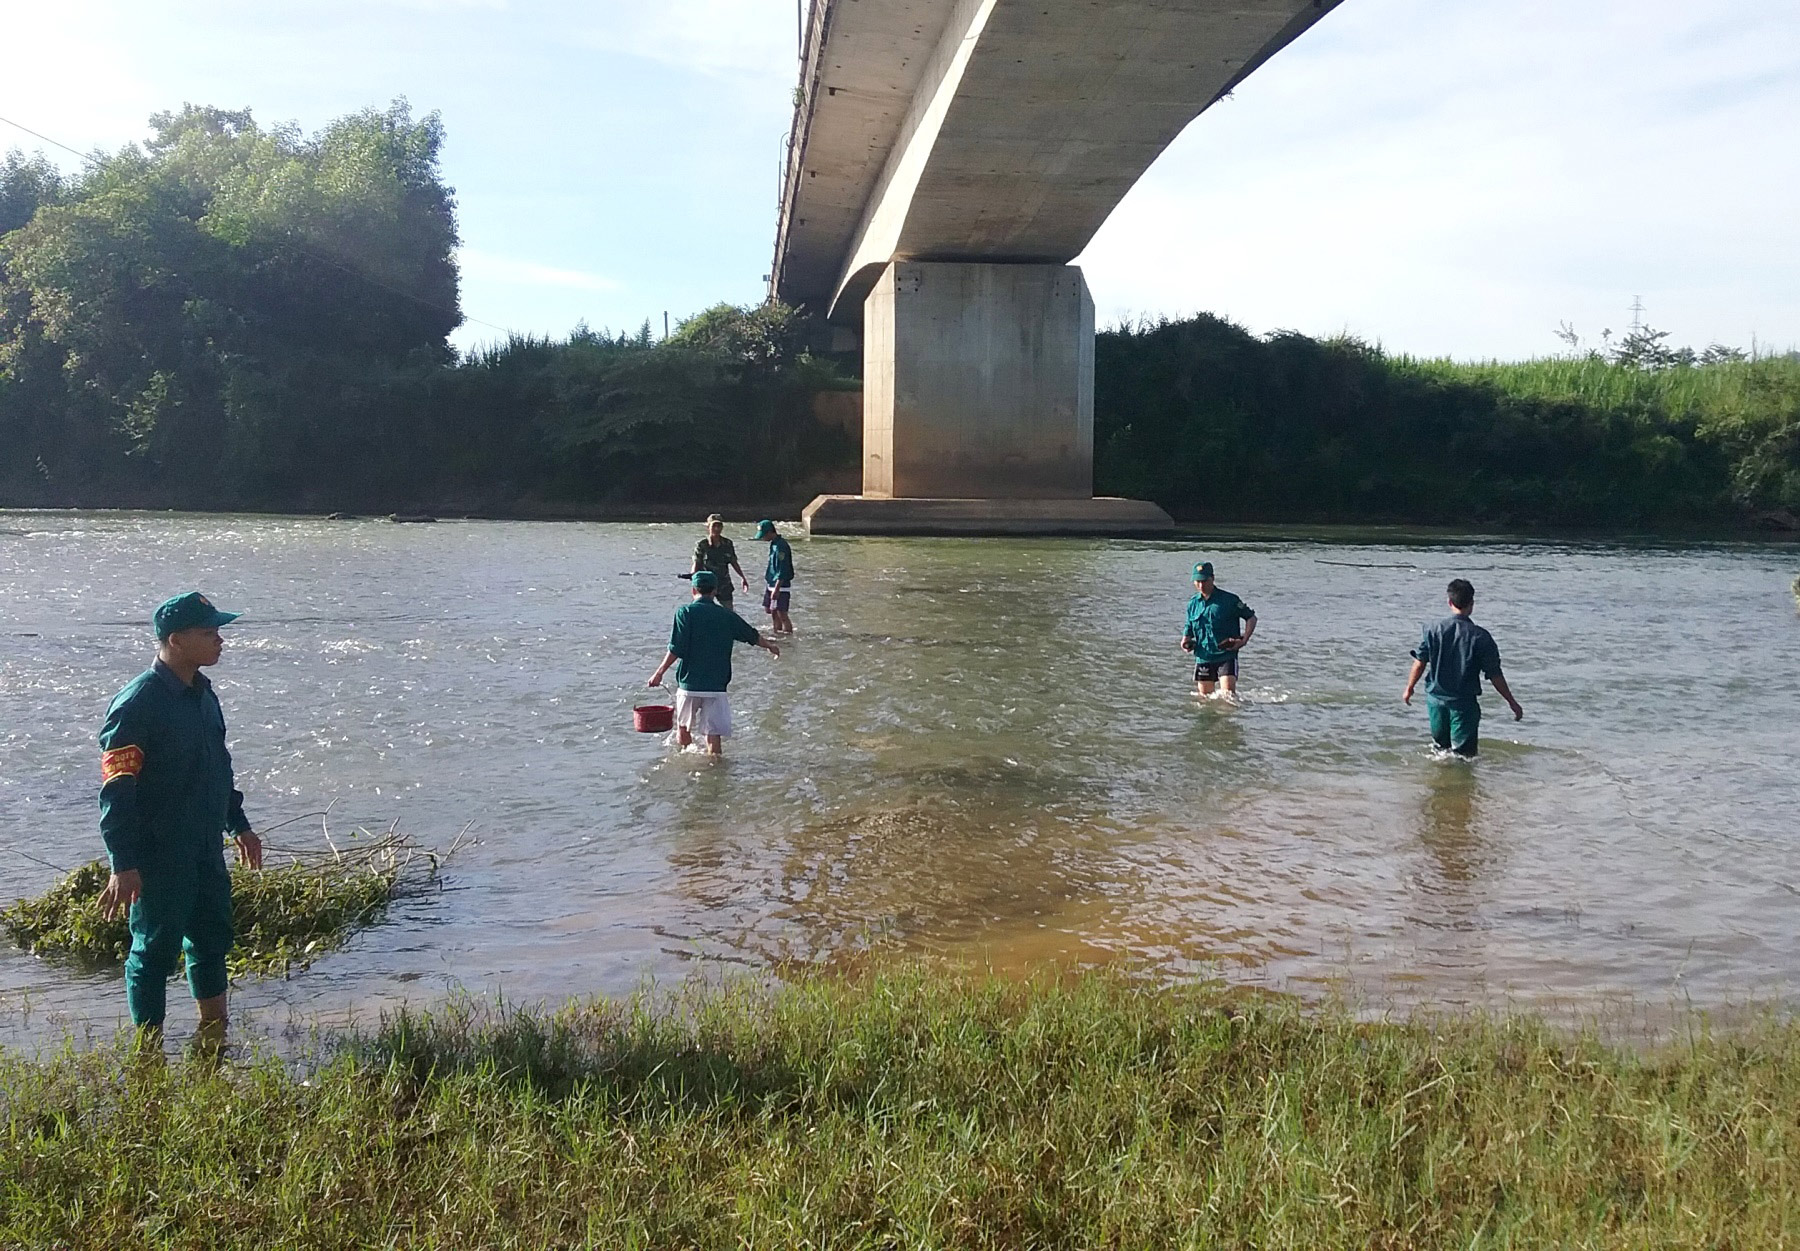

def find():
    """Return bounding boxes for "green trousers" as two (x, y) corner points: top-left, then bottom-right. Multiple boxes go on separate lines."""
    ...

(1427, 698), (1481, 757)
(124, 853), (233, 1027)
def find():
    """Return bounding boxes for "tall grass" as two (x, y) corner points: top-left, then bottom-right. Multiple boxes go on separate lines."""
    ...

(4, 967), (1797, 1247)
(1406, 352), (1800, 418)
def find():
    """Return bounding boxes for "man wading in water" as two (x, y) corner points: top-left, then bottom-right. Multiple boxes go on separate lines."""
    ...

(97, 592), (263, 1052)
(756, 519), (795, 635)
(1403, 578), (1523, 757)
(648, 571), (780, 755)
(1181, 561), (1258, 697)
(692, 514), (750, 612)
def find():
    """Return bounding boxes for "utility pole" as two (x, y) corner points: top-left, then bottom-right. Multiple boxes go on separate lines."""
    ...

(1629, 295), (1645, 334)
(663, 311), (669, 340)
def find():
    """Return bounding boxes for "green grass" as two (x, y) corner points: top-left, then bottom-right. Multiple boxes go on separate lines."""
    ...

(1, 832), (437, 979)
(1406, 352), (1800, 420)
(4, 967), (1798, 1248)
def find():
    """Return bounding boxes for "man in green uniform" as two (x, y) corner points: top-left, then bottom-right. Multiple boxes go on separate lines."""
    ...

(97, 592), (262, 1044)
(1181, 561), (1258, 697)
(756, 519), (796, 635)
(692, 514), (750, 611)
(1403, 578), (1523, 757)
(647, 571), (779, 755)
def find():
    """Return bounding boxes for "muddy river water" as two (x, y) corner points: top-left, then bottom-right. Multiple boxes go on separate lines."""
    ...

(2, 513), (1797, 1045)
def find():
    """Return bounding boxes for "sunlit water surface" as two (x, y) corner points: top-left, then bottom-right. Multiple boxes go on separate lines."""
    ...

(2, 513), (1797, 1047)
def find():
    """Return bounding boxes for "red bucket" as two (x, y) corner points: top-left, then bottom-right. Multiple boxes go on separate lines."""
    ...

(633, 702), (674, 734)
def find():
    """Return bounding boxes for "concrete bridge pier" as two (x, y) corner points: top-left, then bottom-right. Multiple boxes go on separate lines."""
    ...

(802, 261), (1173, 536)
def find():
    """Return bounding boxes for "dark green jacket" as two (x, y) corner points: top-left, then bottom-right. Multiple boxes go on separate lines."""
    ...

(668, 598), (761, 692)
(1412, 615), (1503, 707)
(1184, 589), (1256, 665)
(98, 661), (251, 874)
(765, 536), (795, 587)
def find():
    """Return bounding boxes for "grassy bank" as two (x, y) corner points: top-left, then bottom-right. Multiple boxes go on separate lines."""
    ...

(4, 969), (1797, 1248)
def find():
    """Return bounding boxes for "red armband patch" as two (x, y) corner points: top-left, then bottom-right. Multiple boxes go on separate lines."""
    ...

(101, 745), (144, 784)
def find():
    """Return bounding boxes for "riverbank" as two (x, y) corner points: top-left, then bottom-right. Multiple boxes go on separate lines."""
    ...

(3, 967), (1796, 1248)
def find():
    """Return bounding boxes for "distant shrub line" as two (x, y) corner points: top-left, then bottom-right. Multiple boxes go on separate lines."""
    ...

(3, 103), (1793, 529)
(1094, 314), (1800, 531)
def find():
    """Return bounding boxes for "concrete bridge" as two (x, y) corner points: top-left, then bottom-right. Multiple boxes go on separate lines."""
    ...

(774, 0), (1346, 534)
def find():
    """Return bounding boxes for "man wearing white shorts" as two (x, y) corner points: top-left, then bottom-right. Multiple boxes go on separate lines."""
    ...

(647, 571), (779, 755)
(673, 688), (733, 741)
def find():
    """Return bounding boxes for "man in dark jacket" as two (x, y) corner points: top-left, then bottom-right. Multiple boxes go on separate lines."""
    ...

(1403, 578), (1524, 756)
(756, 519), (796, 635)
(98, 592), (262, 1045)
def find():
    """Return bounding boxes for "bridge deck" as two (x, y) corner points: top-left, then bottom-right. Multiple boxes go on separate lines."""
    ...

(772, 0), (1345, 319)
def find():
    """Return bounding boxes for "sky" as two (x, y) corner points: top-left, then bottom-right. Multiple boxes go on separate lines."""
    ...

(3, 0), (1795, 361)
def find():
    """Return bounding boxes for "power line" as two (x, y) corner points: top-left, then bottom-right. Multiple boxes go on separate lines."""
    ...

(0, 111), (518, 339)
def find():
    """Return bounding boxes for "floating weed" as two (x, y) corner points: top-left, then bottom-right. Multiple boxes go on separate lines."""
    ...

(0, 826), (459, 980)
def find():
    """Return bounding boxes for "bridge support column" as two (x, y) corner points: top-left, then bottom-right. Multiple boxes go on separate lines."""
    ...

(803, 262), (1172, 536)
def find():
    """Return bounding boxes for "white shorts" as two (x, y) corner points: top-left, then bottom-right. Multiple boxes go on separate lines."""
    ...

(674, 689), (732, 738)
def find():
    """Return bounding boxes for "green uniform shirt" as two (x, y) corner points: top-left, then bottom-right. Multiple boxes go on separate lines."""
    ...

(668, 598), (761, 692)
(98, 660), (251, 875)
(764, 535), (794, 587)
(1184, 588), (1256, 665)
(693, 536), (739, 584)
(1412, 614), (1502, 707)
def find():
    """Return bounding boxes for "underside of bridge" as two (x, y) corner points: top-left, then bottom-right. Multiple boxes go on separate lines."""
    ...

(775, 0), (1345, 535)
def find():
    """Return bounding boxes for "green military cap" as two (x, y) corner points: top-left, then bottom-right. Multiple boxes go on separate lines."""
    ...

(1193, 562), (1215, 581)
(755, 519), (776, 538)
(153, 591), (241, 639)
(690, 570), (718, 591)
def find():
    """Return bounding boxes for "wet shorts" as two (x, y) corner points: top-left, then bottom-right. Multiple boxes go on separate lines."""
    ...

(674, 689), (733, 738)
(1194, 654), (1239, 684)
(763, 585), (791, 614)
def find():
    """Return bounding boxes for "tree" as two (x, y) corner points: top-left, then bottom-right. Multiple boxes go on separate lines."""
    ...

(0, 100), (461, 505)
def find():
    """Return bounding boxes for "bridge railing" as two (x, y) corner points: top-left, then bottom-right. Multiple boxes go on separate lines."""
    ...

(768, 0), (837, 306)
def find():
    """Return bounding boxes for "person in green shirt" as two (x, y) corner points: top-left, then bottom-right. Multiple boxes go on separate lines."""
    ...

(1403, 578), (1523, 757)
(647, 571), (780, 755)
(692, 514), (750, 611)
(97, 591), (263, 1049)
(1181, 561), (1258, 697)
(756, 519), (796, 635)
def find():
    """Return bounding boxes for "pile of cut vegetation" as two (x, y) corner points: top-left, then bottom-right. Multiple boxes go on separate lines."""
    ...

(1, 825), (458, 979)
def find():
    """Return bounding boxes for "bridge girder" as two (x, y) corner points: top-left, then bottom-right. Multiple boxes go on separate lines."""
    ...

(772, 0), (1346, 323)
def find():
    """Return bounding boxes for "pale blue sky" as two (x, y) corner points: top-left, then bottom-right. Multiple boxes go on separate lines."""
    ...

(5, 0), (1796, 360)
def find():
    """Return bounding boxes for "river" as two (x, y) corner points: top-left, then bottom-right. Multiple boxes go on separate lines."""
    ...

(2, 512), (1797, 1047)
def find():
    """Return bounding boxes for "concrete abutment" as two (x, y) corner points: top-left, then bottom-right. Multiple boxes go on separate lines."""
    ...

(804, 261), (1172, 537)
